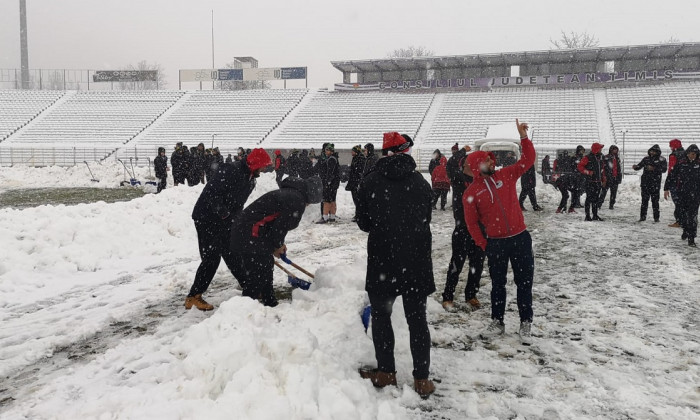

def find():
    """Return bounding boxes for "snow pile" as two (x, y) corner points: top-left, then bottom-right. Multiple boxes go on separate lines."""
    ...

(1, 163), (699, 419)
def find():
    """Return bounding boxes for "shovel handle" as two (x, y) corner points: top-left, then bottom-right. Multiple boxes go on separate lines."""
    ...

(280, 254), (315, 279)
(274, 260), (295, 277)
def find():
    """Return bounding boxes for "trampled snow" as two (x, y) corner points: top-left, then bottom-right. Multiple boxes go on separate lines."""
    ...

(0, 163), (698, 419)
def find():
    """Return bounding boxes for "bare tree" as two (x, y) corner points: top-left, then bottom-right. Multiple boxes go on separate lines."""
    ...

(118, 60), (167, 90)
(660, 36), (680, 44)
(387, 46), (435, 58)
(550, 31), (599, 49)
(219, 61), (271, 90)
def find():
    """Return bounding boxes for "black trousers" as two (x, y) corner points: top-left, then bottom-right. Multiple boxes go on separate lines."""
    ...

(518, 187), (538, 209)
(368, 292), (430, 379)
(351, 189), (360, 217)
(680, 197), (700, 241)
(641, 185), (661, 220)
(486, 231), (534, 323)
(228, 253), (277, 307)
(156, 176), (166, 193)
(585, 182), (602, 218)
(442, 223), (485, 302)
(432, 188), (448, 209)
(598, 182), (618, 208)
(557, 184), (571, 210)
(189, 219), (238, 297)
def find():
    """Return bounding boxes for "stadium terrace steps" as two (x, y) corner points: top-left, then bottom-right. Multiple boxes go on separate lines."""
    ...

(0, 90), (65, 142)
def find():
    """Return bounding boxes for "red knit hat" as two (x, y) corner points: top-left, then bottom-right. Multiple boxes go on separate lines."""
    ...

(382, 132), (413, 155)
(274, 150), (281, 156)
(670, 139), (682, 150)
(246, 148), (272, 171)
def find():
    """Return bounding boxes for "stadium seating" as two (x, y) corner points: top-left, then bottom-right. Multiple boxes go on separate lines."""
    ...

(0, 90), (64, 141)
(606, 81), (700, 148)
(128, 89), (307, 157)
(268, 91), (435, 150)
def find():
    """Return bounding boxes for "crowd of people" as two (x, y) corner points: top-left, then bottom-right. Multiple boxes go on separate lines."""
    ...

(148, 122), (698, 399)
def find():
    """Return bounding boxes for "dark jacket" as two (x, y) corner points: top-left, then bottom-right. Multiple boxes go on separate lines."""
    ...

(428, 150), (442, 175)
(446, 148), (470, 223)
(154, 155), (168, 179)
(298, 151), (314, 179)
(633, 144), (667, 190)
(286, 153), (300, 177)
(363, 152), (379, 176)
(345, 153), (366, 191)
(604, 152), (622, 185)
(520, 165), (537, 190)
(356, 153), (435, 298)
(578, 151), (606, 184)
(664, 150), (700, 201)
(320, 153), (340, 190)
(171, 149), (188, 178)
(191, 160), (256, 224)
(230, 177), (308, 255)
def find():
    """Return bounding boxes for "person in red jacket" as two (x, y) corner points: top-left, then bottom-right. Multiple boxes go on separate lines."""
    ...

(667, 139), (685, 227)
(273, 150), (286, 187)
(429, 150), (450, 210)
(577, 142), (607, 221)
(463, 119), (535, 345)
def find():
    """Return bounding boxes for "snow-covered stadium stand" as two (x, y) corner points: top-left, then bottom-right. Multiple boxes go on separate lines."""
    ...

(120, 89), (308, 160)
(266, 91), (435, 150)
(606, 81), (700, 149)
(0, 90), (64, 142)
(0, 90), (183, 165)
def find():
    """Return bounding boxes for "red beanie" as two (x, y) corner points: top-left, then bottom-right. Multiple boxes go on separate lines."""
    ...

(246, 148), (272, 171)
(670, 139), (682, 150)
(382, 132), (412, 155)
(591, 143), (604, 154)
(274, 149), (281, 156)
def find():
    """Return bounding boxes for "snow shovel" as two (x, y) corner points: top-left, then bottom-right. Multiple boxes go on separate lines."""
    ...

(274, 260), (312, 290)
(142, 158), (157, 186)
(83, 161), (99, 182)
(129, 158), (145, 186)
(118, 159), (141, 186)
(280, 254), (315, 280)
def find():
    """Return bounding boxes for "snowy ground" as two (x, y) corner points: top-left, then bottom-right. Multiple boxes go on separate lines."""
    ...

(0, 162), (698, 420)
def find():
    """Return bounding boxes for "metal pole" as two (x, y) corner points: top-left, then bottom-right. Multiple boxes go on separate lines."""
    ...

(19, 0), (30, 89)
(87, 70), (90, 90)
(211, 9), (215, 90)
(622, 130), (626, 176)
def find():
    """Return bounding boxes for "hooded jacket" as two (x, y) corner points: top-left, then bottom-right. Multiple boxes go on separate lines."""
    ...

(154, 151), (168, 179)
(604, 146), (622, 185)
(356, 153), (435, 297)
(633, 144), (667, 189)
(363, 144), (379, 176)
(577, 143), (607, 184)
(463, 137), (535, 250)
(345, 152), (366, 191)
(229, 177), (310, 255)
(431, 155), (450, 189)
(446, 148), (472, 223)
(664, 145), (700, 200)
(192, 159), (256, 224)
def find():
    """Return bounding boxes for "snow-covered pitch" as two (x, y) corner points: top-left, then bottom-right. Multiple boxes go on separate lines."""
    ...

(0, 163), (698, 419)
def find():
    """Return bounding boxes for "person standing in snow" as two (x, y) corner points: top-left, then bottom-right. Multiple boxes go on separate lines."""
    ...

(171, 143), (187, 187)
(273, 150), (286, 187)
(429, 149), (450, 211)
(363, 143), (379, 176)
(598, 145), (622, 210)
(633, 144), (667, 222)
(442, 144), (485, 313)
(541, 155), (552, 184)
(464, 119), (535, 345)
(356, 132), (436, 399)
(518, 165), (543, 212)
(154, 147), (168, 193)
(664, 145), (700, 247)
(317, 144), (340, 224)
(228, 176), (323, 306)
(571, 145), (586, 208)
(184, 149), (272, 311)
(577, 142), (607, 221)
(667, 139), (685, 227)
(345, 145), (366, 222)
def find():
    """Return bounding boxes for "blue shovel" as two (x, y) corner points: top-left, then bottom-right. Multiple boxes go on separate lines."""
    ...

(275, 254), (314, 290)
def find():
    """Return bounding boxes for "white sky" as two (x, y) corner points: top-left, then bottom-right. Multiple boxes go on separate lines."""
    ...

(1, 0), (699, 89)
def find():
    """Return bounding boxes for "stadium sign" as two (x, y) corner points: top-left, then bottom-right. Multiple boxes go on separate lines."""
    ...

(335, 69), (700, 91)
(92, 70), (157, 82)
(180, 67), (307, 82)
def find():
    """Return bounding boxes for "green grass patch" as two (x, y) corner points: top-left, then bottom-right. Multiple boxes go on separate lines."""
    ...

(0, 188), (145, 209)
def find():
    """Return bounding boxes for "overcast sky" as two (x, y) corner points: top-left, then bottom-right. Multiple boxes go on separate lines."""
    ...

(1, 0), (699, 89)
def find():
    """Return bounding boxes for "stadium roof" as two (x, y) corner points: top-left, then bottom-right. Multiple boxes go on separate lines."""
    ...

(331, 43), (700, 73)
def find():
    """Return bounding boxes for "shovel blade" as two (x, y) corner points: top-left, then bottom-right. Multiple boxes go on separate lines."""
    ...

(287, 275), (311, 290)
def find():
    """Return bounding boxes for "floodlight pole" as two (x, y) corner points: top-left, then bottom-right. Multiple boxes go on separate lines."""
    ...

(211, 9), (215, 90)
(212, 134), (217, 149)
(19, 0), (29, 89)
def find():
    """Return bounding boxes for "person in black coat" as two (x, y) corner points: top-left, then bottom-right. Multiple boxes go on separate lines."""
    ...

(363, 143), (379, 176)
(273, 150), (286, 186)
(633, 144), (667, 222)
(518, 165), (543, 211)
(187, 146), (201, 186)
(345, 145), (366, 222)
(577, 143), (607, 221)
(184, 149), (272, 311)
(154, 147), (168, 193)
(317, 144), (340, 223)
(356, 132), (435, 398)
(228, 176), (323, 306)
(541, 155), (552, 184)
(553, 172), (578, 213)
(664, 144), (700, 247)
(442, 145), (485, 313)
(286, 150), (300, 178)
(171, 143), (188, 186)
(298, 149), (314, 179)
(598, 145), (622, 210)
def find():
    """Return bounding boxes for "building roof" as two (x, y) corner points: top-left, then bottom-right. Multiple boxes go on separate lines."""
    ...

(331, 43), (700, 73)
